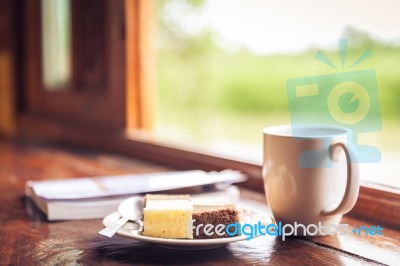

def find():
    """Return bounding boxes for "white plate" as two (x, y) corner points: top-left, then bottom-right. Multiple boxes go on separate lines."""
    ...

(102, 206), (274, 250)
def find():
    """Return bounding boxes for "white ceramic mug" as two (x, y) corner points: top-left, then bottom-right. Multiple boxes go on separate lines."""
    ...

(263, 125), (359, 236)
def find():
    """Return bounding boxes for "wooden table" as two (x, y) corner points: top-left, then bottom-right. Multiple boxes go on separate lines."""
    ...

(0, 141), (399, 265)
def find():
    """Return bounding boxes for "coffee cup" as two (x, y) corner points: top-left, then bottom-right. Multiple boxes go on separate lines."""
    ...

(263, 125), (359, 236)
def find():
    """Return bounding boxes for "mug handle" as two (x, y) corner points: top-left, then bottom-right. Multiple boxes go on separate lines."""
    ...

(321, 142), (360, 216)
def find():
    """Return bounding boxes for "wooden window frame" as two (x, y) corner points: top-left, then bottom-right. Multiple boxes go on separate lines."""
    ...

(24, 0), (128, 130)
(3, 0), (400, 230)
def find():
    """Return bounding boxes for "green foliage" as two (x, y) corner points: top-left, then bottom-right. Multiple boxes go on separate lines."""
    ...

(156, 1), (400, 118)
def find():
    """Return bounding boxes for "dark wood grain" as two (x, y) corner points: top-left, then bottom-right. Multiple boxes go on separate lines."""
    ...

(72, 0), (107, 91)
(23, 0), (126, 130)
(240, 189), (400, 266)
(0, 0), (17, 137)
(308, 217), (400, 266)
(349, 185), (400, 230)
(0, 141), (398, 265)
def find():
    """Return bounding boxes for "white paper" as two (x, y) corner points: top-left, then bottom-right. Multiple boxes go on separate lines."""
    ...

(30, 170), (245, 200)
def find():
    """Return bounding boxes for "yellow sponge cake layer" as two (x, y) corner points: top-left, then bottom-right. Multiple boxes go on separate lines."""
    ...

(143, 200), (193, 239)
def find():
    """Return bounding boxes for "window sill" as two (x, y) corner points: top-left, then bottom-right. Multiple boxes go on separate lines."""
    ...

(17, 114), (400, 229)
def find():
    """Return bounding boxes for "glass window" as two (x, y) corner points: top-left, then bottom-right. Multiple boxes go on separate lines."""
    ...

(41, 0), (71, 89)
(155, 0), (400, 188)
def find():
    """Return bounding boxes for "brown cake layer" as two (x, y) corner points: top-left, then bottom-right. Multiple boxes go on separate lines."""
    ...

(193, 205), (239, 239)
(143, 194), (239, 239)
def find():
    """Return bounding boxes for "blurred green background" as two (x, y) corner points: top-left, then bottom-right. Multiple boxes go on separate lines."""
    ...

(154, 0), (400, 183)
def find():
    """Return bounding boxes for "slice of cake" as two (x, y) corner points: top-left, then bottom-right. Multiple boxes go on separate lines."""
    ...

(143, 199), (193, 239)
(192, 197), (239, 239)
(142, 194), (239, 239)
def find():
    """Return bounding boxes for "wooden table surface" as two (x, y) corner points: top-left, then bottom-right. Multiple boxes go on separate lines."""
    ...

(0, 141), (399, 266)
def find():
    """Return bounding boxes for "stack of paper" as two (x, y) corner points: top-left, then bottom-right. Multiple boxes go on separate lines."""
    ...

(25, 170), (246, 221)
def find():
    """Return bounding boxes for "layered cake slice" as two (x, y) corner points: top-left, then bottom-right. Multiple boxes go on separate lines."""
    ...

(143, 194), (239, 239)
